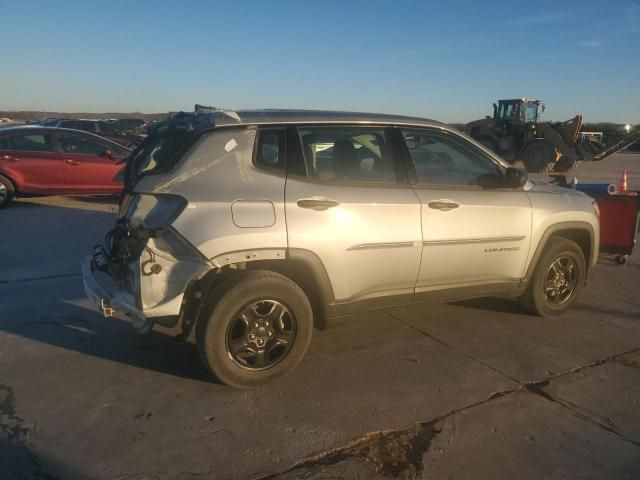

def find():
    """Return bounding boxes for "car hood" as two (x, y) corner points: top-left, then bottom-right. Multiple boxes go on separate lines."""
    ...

(527, 179), (586, 196)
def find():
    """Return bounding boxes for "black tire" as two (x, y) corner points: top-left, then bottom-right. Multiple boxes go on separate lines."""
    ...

(0, 175), (15, 208)
(520, 238), (586, 317)
(196, 270), (313, 388)
(522, 141), (555, 173)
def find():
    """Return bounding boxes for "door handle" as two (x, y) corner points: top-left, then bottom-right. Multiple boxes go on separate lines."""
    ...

(297, 197), (340, 211)
(427, 200), (460, 211)
(2, 155), (17, 162)
(64, 159), (81, 166)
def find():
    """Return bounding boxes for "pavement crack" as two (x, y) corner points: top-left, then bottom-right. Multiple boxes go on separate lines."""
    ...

(256, 388), (518, 480)
(524, 381), (640, 448)
(0, 384), (29, 443)
(1, 384), (61, 479)
(543, 347), (640, 383)
(388, 313), (520, 384)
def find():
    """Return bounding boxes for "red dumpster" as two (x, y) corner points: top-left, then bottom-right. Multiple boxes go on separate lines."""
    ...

(593, 192), (639, 264)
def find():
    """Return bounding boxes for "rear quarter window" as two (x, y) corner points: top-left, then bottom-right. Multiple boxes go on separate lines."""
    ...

(255, 129), (285, 171)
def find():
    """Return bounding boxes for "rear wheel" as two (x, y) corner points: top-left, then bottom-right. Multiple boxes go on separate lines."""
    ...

(520, 238), (586, 317)
(522, 141), (555, 173)
(196, 270), (313, 388)
(0, 175), (15, 208)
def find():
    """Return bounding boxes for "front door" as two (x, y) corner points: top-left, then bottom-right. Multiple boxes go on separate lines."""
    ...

(284, 125), (422, 309)
(397, 127), (532, 293)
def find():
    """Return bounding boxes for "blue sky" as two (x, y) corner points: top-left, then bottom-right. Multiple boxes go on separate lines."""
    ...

(0, 0), (638, 123)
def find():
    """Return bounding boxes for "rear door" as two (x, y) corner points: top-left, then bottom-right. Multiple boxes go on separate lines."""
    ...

(1, 132), (65, 193)
(56, 133), (123, 193)
(284, 125), (422, 311)
(398, 127), (532, 293)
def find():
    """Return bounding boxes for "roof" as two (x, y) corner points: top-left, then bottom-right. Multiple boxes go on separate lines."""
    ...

(208, 109), (444, 128)
(498, 98), (541, 103)
(0, 125), (131, 148)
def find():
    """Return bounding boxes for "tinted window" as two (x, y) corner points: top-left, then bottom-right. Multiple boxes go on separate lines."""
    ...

(9, 134), (54, 152)
(401, 129), (500, 186)
(97, 122), (117, 135)
(58, 135), (106, 155)
(61, 120), (96, 132)
(298, 127), (395, 183)
(0, 137), (9, 150)
(256, 129), (285, 170)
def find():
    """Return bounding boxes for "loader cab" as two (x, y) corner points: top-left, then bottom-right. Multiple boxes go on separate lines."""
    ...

(495, 99), (543, 126)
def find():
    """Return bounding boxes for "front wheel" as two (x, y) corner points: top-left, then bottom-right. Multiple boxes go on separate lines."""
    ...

(520, 238), (586, 317)
(522, 141), (555, 173)
(196, 270), (313, 388)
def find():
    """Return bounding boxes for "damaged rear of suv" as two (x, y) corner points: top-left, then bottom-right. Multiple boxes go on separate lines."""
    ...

(83, 106), (599, 388)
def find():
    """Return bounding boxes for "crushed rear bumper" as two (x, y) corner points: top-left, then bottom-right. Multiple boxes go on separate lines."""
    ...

(82, 255), (152, 332)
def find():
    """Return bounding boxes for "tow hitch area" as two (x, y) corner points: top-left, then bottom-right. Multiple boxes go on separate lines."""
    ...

(100, 298), (114, 318)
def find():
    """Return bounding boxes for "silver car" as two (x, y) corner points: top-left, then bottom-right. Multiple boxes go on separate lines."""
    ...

(82, 108), (600, 388)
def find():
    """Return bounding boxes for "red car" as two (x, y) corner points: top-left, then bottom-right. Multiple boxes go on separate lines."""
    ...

(0, 127), (130, 207)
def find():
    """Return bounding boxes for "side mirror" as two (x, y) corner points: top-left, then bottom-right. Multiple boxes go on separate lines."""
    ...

(504, 167), (528, 188)
(99, 149), (114, 159)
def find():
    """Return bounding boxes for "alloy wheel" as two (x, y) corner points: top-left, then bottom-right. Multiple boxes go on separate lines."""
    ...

(226, 299), (296, 371)
(543, 256), (578, 306)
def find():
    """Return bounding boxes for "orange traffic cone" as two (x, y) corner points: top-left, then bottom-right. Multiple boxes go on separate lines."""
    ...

(619, 170), (628, 192)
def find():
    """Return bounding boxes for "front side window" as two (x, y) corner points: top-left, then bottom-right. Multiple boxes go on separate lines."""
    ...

(9, 134), (54, 152)
(298, 127), (395, 183)
(58, 134), (107, 155)
(401, 129), (500, 186)
(255, 129), (285, 170)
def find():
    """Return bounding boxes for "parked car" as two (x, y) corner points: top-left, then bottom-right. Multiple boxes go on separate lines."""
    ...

(82, 108), (600, 388)
(107, 118), (147, 134)
(0, 126), (130, 207)
(39, 119), (143, 148)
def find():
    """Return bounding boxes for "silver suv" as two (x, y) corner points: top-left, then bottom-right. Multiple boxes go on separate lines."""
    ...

(83, 108), (600, 388)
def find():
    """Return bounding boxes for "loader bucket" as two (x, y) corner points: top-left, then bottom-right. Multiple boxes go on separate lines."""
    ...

(589, 127), (640, 162)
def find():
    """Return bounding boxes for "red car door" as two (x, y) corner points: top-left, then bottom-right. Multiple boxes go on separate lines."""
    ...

(56, 133), (124, 193)
(0, 133), (65, 194)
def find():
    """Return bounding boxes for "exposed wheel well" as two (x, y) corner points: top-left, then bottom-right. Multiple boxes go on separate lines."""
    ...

(181, 256), (332, 338)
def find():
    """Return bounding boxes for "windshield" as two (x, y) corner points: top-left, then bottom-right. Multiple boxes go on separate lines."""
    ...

(524, 103), (539, 123)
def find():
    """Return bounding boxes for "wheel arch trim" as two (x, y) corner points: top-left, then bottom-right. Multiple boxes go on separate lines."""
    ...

(523, 221), (596, 285)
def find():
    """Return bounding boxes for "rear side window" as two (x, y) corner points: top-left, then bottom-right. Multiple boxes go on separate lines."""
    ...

(298, 127), (396, 183)
(255, 129), (285, 170)
(9, 134), (54, 152)
(58, 134), (107, 155)
(0, 137), (9, 150)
